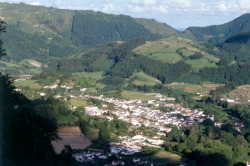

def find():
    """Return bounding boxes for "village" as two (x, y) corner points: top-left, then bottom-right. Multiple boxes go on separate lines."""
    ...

(13, 81), (246, 165)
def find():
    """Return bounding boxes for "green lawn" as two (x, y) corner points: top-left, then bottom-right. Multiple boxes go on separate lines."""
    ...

(122, 91), (155, 101)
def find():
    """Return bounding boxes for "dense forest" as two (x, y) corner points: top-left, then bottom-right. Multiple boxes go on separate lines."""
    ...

(183, 13), (250, 44)
(71, 11), (161, 48)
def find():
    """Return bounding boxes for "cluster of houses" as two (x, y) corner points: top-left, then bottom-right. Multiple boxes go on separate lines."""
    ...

(109, 134), (164, 155)
(72, 151), (110, 163)
(84, 95), (209, 130)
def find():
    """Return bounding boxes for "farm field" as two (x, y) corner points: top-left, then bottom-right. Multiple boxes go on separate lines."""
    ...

(171, 83), (224, 95)
(70, 99), (87, 107)
(14, 80), (41, 89)
(184, 85), (203, 93)
(93, 56), (114, 71)
(223, 85), (250, 100)
(133, 36), (219, 67)
(122, 91), (155, 101)
(52, 133), (91, 154)
(73, 71), (104, 80)
(20, 59), (42, 67)
(57, 126), (82, 133)
(131, 72), (161, 86)
(185, 58), (217, 71)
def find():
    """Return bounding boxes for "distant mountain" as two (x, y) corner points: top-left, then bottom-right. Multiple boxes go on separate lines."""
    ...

(0, 2), (179, 64)
(180, 13), (250, 44)
(199, 32), (250, 62)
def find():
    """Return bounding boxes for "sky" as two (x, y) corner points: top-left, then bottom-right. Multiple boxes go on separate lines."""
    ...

(1, 0), (250, 29)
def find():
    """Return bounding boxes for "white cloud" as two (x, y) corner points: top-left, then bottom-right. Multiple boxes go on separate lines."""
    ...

(129, 0), (158, 6)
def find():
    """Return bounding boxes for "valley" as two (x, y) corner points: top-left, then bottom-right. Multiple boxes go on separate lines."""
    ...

(2, 2), (250, 166)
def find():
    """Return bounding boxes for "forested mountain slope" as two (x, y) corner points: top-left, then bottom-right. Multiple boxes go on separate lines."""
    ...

(180, 13), (250, 44)
(197, 32), (250, 62)
(0, 2), (177, 64)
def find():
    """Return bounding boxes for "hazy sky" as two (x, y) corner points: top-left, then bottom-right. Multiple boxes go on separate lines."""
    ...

(1, 0), (250, 29)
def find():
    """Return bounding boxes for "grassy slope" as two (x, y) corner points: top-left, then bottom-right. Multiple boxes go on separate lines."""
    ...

(131, 72), (161, 86)
(133, 36), (219, 67)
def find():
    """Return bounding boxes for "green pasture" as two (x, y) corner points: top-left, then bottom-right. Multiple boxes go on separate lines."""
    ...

(203, 55), (220, 62)
(132, 72), (160, 86)
(73, 71), (104, 80)
(122, 91), (155, 101)
(70, 99), (87, 107)
(14, 80), (41, 89)
(185, 58), (217, 71)
(93, 56), (114, 71)
(180, 49), (195, 57)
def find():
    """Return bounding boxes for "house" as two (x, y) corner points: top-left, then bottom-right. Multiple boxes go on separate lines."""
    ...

(112, 160), (125, 165)
(14, 88), (22, 91)
(66, 86), (73, 90)
(80, 88), (88, 92)
(155, 94), (162, 98)
(107, 116), (113, 121)
(101, 103), (108, 107)
(246, 162), (250, 166)
(148, 100), (155, 104)
(50, 85), (57, 89)
(40, 93), (45, 96)
(61, 85), (66, 88)
(54, 95), (62, 99)
(133, 158), (140, 162)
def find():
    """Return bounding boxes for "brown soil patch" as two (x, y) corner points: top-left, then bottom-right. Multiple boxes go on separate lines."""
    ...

(52, 133), (91, 154)
(57, 126), (82, 133)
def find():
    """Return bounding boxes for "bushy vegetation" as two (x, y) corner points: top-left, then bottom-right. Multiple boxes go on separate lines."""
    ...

(164, 119), (249, 165)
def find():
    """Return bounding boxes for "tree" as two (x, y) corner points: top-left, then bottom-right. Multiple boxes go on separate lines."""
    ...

(0, 20), (6, 60)
(98, 127), (110, 140)
(0, 24), (59, 165)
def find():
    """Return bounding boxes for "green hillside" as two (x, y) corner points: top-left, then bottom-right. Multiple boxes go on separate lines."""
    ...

(133, 36), (219, 66)
(0, 2), (173, 65)
(133, 18), (179, 37)
(180, 13), (250, 44)
(197, 32), (250, 62)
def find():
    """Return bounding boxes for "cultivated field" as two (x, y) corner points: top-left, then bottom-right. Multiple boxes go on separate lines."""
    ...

(131, 72), (161, 86)
(185, 58), (217, 71)
(52, 126), (91, 154)
(132, 36), (219, 70)
(14, 80), (41, 89)
(70, 99), (87, 107)
(57, 126), (82, 133)
(73, 71), (104, 80)
(122, 91), (155, 101)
